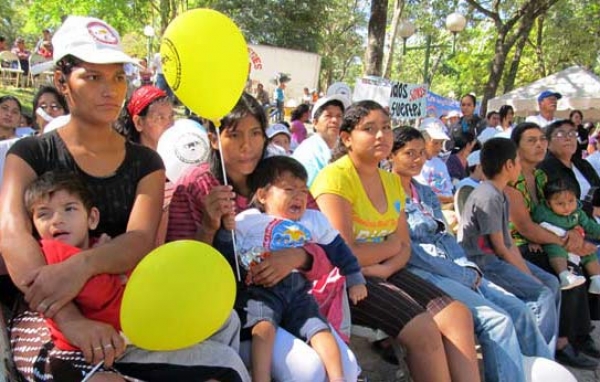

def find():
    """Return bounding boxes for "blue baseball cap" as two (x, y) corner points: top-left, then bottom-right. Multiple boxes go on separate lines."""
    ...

(538, 90), (562, 103)
(266, 123), (291, 139)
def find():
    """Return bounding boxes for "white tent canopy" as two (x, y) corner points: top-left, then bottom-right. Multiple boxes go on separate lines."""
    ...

(487, 66), (600, 121)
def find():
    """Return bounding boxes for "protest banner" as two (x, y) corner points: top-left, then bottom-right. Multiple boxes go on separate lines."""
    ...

(389, 82), (428, 119)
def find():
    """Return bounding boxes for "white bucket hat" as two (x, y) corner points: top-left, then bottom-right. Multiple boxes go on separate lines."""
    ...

(312, 94), (350, 121)
(53, 16), (137, 65)
(419, 117), (450, 141)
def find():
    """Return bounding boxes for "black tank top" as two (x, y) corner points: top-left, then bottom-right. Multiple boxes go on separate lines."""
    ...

(8, 130), (164, 237)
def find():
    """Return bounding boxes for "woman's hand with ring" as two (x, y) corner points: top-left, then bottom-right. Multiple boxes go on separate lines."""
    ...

(58, 316), (125, 367)
(24, 257), (91, 318)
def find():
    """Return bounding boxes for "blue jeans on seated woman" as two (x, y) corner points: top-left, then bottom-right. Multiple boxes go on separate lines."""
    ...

(409, 240), (553, 382)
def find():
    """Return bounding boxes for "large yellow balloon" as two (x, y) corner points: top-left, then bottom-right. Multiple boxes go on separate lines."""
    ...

(160, 9), (248, 121)
(120, 240), (236, 351)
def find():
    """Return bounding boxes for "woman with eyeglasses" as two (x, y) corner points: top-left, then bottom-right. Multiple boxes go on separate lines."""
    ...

(115, 85), (174, 151)
(538, 119), (600, 216)
(506, 122), (600, 369)
(32, 86), (68, 133)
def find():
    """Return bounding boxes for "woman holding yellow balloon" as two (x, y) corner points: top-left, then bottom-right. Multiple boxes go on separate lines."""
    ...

(0, 15), (250, 382)
(167, 93), (360, 381)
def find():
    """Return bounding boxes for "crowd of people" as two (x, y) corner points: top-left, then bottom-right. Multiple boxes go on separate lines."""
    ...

(2, 14), (600, 382)
(0, 29), (53, 79)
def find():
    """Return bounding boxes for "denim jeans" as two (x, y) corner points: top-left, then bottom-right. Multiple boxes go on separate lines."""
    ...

(470, 255), (560, 355)
(410, 268), (531, 382)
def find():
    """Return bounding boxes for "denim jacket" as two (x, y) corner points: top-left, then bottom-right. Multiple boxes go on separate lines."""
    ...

(407, 180), (480, 288)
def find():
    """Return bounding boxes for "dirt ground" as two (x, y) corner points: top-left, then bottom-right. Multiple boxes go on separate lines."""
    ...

(352, 321), (600, 382)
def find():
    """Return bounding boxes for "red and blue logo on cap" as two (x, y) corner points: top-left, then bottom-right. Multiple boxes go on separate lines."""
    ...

(87, 21), (119, 45)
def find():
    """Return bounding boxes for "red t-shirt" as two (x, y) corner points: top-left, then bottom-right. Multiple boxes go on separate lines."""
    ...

(41, 239), (124, 350)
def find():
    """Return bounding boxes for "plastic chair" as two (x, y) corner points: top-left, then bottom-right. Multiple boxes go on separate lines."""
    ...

(453, 184), (475, 223)
(28, 53), (53, 87)
(0, 51), (24, 87)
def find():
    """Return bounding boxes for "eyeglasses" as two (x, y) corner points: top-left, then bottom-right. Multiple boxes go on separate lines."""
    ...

(145, 112), (175, 124)
(552, 130), (578, 139)
(38, 103), (63, 112)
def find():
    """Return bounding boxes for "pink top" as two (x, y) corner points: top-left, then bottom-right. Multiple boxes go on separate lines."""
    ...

(167, 163), (350, 339)
(290, 120), (307, 148)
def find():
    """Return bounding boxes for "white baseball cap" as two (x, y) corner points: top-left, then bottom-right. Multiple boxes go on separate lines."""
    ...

(157, 119), (210, 183)
(419, 117), (450, 141)
(447, 110), (461, 118)
(53, 16), (137, 65)
(312, 94), (350, 121)
(477, 128), (498, 144)
(266, 123), (291, 139)
(467, 150), (481, 167)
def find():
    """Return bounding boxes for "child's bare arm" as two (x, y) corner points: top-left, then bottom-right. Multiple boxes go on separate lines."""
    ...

(348, 284), (367, 305)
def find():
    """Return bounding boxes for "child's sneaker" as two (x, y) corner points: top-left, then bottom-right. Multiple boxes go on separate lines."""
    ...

(589, 276), (600, 294)
(559, 271), (586, 290)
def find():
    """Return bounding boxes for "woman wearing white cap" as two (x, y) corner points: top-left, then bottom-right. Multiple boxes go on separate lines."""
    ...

(292, 94), (349, 187)
(0, 16), (250, 382)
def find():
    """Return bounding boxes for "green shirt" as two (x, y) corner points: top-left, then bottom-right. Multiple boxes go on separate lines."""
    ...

(532, 202), (600, 239)
(508, 169), (547, 246)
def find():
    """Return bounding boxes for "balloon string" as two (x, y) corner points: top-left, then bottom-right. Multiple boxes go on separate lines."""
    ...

(215, 121), (242, 282)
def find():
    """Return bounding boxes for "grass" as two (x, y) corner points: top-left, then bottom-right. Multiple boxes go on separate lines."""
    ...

(0, 84), (191, 119)
(0, 85), (36, 116)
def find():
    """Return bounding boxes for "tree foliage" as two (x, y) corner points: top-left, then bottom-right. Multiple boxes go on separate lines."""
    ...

(3, 0), (598, 116)
(318, 0), (366, 90)
(213, 0), (327, 53)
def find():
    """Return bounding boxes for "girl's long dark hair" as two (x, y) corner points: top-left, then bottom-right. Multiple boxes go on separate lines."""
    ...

(331, 100), (387, 162)
(206, 93), (268, 185)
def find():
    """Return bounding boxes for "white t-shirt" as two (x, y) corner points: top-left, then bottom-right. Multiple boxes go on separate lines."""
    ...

(152, 53), (163, 75)
(495, 125), (513, 139)
(292, 134), (331, 187)
(585, 152), (600, 176)
(416, 156), (454, 197)
(235, 208), (338, 251)
(525, 114), (557, 129)
(0, 137), (20, 188)
(572, 164), (591, 200)
(477, 127), (498, 144)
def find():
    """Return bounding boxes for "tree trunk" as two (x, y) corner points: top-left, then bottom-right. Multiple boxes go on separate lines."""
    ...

(535, 16), (547, 77)
(364, 0), (389, 76)
(481, 32), (509, 116)
(382, 0), (404, 79)
(467, 0), (560, 115)
(503, 21), (535, 93)
(159, 0), (170, 32)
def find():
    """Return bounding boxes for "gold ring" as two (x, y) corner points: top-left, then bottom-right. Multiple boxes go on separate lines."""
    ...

(93, 346), (102, 351)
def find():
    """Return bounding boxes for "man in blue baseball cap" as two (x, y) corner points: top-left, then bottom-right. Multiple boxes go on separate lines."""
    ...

(525, 90), (562, 128)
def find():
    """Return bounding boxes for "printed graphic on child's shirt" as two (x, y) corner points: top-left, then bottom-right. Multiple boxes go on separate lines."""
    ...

(263, 219), (312, 251)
